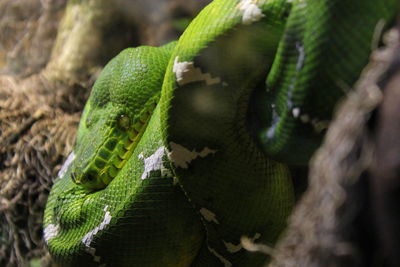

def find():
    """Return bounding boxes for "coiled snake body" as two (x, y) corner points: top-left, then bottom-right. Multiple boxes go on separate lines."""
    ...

(43, 0), (398, 266)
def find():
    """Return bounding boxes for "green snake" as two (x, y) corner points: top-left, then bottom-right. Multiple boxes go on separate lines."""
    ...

(43, 0), (398, 266)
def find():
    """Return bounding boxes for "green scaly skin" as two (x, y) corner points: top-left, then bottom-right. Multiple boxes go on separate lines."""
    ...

(44, 43), (204, 266)
(160, 0), (293, 265)
(257, 0), (399, 165)
(44, 0), (399, 266)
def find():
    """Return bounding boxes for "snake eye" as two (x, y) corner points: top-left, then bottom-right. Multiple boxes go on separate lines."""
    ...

(85, 172), (95, 182)
(118, 114), (131, 130)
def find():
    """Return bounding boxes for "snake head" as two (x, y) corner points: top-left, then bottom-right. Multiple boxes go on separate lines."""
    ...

(69, 45), (173, 191)
(70, 96), (158, 191)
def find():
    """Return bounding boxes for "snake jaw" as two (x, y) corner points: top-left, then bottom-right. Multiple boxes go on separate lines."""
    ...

(108, 166), (118, 178)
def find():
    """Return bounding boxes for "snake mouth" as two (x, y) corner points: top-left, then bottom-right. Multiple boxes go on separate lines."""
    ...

(71, 101), (157, 190)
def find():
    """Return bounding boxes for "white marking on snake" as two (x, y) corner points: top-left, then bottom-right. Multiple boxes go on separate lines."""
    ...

(138, 146), (171, 179)
(238, 0), (265, 25)
(295, 42), (305, 71)
(223, 240), (242, 254)
(86, 247), (97, 258)
(267, 104), (280, 139)
(300, 114), (310, 123)
(85, 247), (106, 265)
(43, 224), (59, 244)
(208, 246), (232, 267)
(311, 119), (330, 133)
(58, 151), (75, 178)
(199, 208), (219, 224)
(81, 205), (112, 263)
(292, 107), (300, 118)
(294, 109), (330, 133)
(223, 233), (261, 253)
(173, 56), (221, 86)
(168, 142), (217, 169)
(286, 41), (306, 109)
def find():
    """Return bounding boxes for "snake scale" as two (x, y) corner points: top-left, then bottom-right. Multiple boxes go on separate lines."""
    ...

(43, 0), (398, 266)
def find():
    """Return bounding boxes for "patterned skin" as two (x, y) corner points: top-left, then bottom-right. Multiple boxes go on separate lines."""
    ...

(44, 0), (398, 266)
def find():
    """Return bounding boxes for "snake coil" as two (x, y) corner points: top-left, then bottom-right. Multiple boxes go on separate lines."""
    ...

(44, 0), (398, 266)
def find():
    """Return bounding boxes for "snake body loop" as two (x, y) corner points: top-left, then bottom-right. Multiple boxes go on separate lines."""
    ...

(257, 0), (399, 164)
(44, 0), (399, 266)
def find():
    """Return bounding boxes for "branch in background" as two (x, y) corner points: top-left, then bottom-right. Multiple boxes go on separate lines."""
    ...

(369, 26), (400, 267)
(269, 24), (400, 267)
